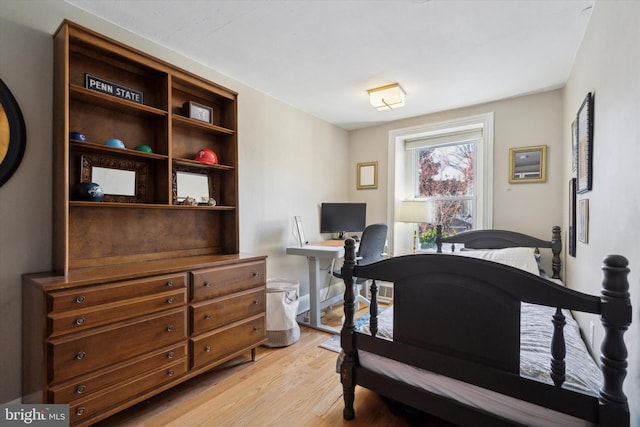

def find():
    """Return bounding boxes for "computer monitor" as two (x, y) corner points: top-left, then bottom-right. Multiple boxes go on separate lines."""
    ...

(320, 203), (366, 239)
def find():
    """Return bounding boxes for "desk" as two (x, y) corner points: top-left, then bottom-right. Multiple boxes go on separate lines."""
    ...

(286, 240), (348, 333)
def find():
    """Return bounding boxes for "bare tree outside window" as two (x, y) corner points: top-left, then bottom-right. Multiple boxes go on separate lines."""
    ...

(415, 142), (476, 248)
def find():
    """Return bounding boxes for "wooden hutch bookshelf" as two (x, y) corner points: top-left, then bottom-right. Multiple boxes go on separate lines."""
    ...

(22, 20), (267, 426)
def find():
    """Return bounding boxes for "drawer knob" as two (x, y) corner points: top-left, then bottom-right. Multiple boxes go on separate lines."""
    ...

(204, 314), (212, 320)
(76, 351), (86, 360)
(166, 324), (174, 332)
(166, 297), (174, 304)
(75, 317), (85, 326)
(167, 369), (175, 377)
(253, 326), (259, 332)
(76, 407), (86, 416)
(253, 300), (259, 305)
(167, 280), (174, 287)
(253, 272), (259, 277)
(167, 351), (175, 359)
(204, 281), (212, 287)
(75, 296), (85, 304)
(205, 345), (211, 352)
(76, 385), (86, 394)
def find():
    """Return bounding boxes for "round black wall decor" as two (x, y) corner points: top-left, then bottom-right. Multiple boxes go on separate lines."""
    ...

(0, 79), (27, 187)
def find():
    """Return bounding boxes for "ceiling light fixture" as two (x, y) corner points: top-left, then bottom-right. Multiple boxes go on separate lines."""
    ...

(368, 83), (406, 110)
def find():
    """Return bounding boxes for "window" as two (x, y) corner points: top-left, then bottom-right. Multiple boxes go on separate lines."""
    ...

(389, 113), (493, 254)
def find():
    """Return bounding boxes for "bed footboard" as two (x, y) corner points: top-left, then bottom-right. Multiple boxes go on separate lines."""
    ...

(339, 237), (632, 426)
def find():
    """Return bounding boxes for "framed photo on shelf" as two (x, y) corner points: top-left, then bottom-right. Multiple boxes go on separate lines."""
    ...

(184, 101), (213, 124)
(576, 93), (593, 193)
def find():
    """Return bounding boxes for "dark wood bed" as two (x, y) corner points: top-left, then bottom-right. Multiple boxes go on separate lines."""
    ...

(339, 227), (631, 426)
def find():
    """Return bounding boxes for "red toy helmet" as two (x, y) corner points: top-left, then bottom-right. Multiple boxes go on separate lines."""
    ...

(195, 148), (218, 165)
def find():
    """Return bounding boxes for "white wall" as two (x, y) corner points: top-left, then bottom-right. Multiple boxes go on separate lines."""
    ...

(349, 90), (565, 249)
(0, 1), (348, 403)
(563, 1), (640, 423)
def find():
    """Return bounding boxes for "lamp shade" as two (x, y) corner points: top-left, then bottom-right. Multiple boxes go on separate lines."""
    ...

(396, 200), (431, 223)
(368, 83), (406, 110)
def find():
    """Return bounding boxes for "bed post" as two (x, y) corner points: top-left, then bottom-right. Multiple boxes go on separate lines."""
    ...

(599, 254), (631, 427)
(340, 239), (357, 420)
(551, 226), (562, 279)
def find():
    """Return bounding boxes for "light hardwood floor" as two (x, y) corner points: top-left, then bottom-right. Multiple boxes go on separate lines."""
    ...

(95, 323), (454, 427)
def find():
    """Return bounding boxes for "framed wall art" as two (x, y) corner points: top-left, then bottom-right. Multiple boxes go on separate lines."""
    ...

(578, 198), (589, 244)
(357, 161), (378, 189)
(571, 119), (577, 178)
(568, 178), (576, 257)
(576, 92), (593, 193)
(508, 145), (547, 183)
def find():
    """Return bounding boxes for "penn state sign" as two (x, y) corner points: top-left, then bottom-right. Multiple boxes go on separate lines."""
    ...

(85, 74), (143, 104)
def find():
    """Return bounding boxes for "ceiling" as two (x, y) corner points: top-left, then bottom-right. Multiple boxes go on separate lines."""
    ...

(66, 0), (594, 130)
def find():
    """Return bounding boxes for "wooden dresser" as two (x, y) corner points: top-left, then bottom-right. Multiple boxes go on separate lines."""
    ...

(22, 21), (267, 426)
(23, 255), (267, 426)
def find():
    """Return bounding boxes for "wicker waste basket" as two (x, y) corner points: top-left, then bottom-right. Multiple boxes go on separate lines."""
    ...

(264, 279), (300, 347)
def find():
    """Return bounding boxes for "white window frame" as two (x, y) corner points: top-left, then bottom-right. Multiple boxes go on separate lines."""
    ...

(387, 113), (494, 255)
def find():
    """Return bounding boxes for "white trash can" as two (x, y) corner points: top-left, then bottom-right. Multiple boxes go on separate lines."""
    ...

(264, 279), (300, 347)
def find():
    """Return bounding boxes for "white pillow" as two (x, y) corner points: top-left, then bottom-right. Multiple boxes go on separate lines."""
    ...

(455, 247), (540, 276)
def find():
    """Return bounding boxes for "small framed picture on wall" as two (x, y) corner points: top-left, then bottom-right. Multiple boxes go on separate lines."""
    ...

(578, 198), (589, 244)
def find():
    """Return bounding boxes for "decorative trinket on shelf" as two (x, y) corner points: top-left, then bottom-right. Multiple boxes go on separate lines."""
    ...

(184, 101), (213, 124)
(85, 74), (143, 104)
(69, 131), (87, 142)
(182, 196), (197, 206)
(104, 138), (126, 149)
(194, 148), (218, 165)
(134, 144), (153, 153)
(73, 182), (104, 202)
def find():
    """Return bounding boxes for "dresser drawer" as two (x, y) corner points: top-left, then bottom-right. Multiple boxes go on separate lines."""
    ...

(191, 260), (265, 301)
(49, 308), (186, 383)
(69, 358), (188, 425)
(191, 315), (265, 369)
(49, 343), (186, 403)
(48, 273), (187, 313)
(48, 289), (187, 337)
(191, 288), (265, 334)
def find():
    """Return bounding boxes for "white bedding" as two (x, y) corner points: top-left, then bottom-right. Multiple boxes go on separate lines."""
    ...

(357, 305), (600, 427)
(342, 247), (602, 426)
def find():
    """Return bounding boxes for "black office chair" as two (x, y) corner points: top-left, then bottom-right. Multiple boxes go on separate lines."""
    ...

(331, 223), (388, 306)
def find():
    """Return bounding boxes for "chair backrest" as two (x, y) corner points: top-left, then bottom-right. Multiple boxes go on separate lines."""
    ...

(356, 223), (388, 265)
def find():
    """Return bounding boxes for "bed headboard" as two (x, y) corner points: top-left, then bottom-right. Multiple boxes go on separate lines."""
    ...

(435, 225), (562, 279)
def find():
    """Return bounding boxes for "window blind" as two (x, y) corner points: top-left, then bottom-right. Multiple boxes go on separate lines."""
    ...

(405, 127), (483, 150)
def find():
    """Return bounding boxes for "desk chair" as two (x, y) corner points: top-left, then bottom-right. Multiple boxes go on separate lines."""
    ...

(331, 223), (388, 307)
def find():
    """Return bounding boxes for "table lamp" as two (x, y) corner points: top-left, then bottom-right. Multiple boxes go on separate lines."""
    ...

(396, 200), (431, 253)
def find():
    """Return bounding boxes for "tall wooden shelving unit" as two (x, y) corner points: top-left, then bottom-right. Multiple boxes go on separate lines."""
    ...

(23, 21), (267, 426)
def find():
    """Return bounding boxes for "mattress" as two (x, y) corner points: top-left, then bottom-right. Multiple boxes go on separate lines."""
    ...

(356, 305), (601, 427)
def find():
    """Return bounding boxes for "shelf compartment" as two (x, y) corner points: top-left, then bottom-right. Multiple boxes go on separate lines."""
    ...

(69, 150), (169, 205)
(171, 77), (236, 131)
(69, 98), (169, 156)
(68, 36), (168, 111)
(68, 206), (237, 269)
